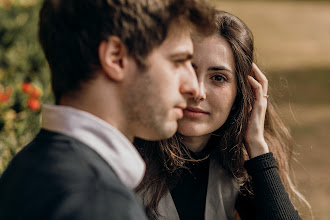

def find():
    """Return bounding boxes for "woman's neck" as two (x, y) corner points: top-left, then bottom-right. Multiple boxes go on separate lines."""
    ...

(180, 133), (212, 153)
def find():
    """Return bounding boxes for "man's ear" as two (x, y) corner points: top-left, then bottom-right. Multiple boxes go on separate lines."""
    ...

(98, 36), (126, 82)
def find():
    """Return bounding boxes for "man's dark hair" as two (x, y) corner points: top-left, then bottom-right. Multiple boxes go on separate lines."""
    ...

(38, 0), (214, 103)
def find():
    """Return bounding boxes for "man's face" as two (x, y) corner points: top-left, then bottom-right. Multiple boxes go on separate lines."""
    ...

(124, 25), (199, 140)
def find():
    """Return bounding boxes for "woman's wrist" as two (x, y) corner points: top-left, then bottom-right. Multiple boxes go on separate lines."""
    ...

(246, 139), (269, 159)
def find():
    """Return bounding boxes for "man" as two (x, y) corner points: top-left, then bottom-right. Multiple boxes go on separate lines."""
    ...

(0, 0), (214, 219)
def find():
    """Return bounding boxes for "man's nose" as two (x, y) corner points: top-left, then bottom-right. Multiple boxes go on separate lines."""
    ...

(194, 81), (206, 102)
(179, 63), (199, 99)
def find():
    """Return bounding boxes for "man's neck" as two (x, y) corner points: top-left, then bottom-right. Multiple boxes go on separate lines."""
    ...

(59, 83), (134, 142)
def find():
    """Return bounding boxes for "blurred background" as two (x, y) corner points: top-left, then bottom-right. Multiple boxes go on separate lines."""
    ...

(0, 0), (329, 219)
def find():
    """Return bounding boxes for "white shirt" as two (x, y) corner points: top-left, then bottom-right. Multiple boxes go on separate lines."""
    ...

(41, 104), (146, 189)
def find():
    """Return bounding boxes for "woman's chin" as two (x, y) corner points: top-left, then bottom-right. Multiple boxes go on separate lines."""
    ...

(177, 124), (209, 137)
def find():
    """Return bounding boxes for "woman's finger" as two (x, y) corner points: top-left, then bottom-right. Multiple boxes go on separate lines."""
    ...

(252, 63), (268, 96)
(248, 75), (265, 102)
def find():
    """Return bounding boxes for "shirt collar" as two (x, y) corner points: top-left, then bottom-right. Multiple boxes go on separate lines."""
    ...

(41, 104), (146, 189)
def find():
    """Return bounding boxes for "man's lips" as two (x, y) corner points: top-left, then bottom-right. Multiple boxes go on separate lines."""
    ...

(174, 106), (186, 118)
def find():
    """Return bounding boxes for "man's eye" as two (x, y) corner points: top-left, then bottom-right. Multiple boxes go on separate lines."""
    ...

(175, 59), (186, 64)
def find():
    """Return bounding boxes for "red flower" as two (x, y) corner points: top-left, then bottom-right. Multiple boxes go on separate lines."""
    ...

(31, 87), (42, 98)
(0, 94), (10, 103)
(27, 97), (41, 111)
(0, 86), (12, 103)
(21, 82), (34, 94)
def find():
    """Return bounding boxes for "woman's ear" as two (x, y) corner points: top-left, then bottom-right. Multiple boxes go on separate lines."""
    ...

(98, 36), (126, 82)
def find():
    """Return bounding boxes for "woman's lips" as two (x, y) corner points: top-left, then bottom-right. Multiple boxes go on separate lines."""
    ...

(183, 107), (208, 118)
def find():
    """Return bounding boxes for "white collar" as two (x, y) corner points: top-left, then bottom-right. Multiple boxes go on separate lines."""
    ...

(41, 104), (145, 189)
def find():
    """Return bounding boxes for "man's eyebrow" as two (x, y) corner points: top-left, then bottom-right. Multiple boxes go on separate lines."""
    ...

(169, 52), (193, 60)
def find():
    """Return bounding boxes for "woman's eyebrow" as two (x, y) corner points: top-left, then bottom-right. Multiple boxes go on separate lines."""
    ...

(208, 66), (233, 73)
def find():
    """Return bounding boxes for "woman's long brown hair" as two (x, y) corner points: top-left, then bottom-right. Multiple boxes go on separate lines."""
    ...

(135, 10), (307, 219)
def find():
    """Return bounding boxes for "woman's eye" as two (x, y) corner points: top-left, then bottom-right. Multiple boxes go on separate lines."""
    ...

(211, 75), (226, 82)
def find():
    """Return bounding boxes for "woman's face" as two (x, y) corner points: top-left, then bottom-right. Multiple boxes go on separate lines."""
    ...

(177, 35), (237, 138)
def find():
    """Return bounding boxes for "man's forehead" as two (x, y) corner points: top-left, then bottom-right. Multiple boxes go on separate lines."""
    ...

(163, 23), (192, 43)
(161, 35), (193, 57)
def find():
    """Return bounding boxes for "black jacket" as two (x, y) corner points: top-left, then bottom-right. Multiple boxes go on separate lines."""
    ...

(0, 129), (147, 220)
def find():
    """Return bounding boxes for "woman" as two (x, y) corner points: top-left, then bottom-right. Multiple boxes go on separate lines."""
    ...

(135, 10), (308, 220)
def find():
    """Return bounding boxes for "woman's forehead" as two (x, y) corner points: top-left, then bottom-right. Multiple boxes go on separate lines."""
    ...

(193, 35), (235, 71)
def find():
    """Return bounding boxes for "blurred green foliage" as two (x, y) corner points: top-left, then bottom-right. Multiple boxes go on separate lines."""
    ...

(0, 0), (54, 174)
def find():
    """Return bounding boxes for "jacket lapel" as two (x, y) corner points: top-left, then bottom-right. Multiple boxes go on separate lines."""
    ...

(157, 192), (180, 220)
(205, 154), (239, 220)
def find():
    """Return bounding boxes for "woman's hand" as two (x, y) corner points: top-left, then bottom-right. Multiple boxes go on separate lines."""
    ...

(244, 63), (269, 158)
